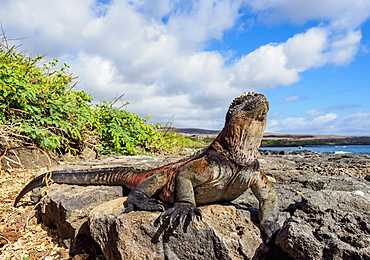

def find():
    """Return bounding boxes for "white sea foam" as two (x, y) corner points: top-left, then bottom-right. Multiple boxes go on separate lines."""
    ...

(334, 151), (351, 154)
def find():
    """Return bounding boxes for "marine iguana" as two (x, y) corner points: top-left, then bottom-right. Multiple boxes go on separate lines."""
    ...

(14, 92), (280, 240)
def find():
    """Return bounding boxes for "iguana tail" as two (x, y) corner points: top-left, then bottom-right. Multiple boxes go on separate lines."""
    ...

(14, 167), (153, 207)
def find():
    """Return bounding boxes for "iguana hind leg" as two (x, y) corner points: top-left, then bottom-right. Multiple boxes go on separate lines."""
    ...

(123, 172), (168, 213)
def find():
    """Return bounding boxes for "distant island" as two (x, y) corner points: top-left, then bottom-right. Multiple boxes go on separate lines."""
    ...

(176, 128), (370, 146)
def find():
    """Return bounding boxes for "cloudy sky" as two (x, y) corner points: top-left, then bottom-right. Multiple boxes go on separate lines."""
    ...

(1, 0), (370, 135)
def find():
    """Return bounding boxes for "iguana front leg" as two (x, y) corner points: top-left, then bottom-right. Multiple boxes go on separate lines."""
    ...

(157, 158), (209, 226)
(123, 172), (168, 212)
(157, 178), (202, 226)
(250, 171), (280, 241)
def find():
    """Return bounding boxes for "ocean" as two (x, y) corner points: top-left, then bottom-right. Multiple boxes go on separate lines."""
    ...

(259, 144), (370, 155)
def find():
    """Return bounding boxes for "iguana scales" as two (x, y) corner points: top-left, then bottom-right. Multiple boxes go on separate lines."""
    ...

(14, 92), (280, 240)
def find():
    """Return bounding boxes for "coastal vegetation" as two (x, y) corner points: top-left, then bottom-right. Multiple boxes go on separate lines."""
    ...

(0, 41), (202, 156)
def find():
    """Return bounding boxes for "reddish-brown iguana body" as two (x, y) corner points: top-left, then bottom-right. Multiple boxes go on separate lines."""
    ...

(15, 92), (280, 240)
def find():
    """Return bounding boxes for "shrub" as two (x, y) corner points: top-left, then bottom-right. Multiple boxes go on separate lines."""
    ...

(92, 101), (165, 155)
(0, 44), (94, 154)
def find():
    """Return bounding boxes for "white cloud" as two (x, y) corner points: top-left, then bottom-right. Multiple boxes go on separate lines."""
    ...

(340, 110), (370, 135)
(267, 111), (370, 135)
(165, 0), (243, 49)
(2, 0), (93, 55)
(230, 25), (357, 90)
(306, 109), (325, 116)
(266, 113), (338, 134)
(247, 0), (370, 30)
(326, 30), (362, 65)
(305, 104), (362, 116)
(283, 27), (329, 70)
(245, 0), (369, 66)
(231, 43), (300, 89)
(1, 0), (369, 131)
(313, 113), (338, 124)
(280, 96), (303, 103)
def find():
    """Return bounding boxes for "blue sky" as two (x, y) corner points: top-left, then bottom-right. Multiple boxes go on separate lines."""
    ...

(1, 0), (369, 135)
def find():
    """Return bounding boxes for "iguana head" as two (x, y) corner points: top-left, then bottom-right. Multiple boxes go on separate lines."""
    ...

(225, 92), (269, 124)
(214, 92), (269, 166)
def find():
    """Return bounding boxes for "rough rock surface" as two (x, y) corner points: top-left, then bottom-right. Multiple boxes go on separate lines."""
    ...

(32, 152), (370, 259)
(89, 198), (266, 260)
(260, 151), (370, 259)
(37, 185), (123, 255)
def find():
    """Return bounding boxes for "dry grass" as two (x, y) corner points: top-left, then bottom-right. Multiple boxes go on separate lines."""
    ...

(0, 168), (72, 260)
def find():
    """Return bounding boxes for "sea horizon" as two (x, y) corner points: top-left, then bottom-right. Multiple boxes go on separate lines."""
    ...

(259, 144), (370, 156)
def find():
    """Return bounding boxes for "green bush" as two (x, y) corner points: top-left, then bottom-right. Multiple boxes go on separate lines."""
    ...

(92, 102), (164, 155)
(0, 41), (203, 156)
(0, 45), (94, 154)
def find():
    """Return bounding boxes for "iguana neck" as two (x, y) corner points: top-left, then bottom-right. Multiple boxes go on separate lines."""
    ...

(212, 109), (267, 166)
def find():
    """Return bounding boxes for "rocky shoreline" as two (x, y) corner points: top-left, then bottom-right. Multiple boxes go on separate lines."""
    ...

(259, 149), (370, 180)
(257, 151), (370, 259)
(15, 150), (368, 259)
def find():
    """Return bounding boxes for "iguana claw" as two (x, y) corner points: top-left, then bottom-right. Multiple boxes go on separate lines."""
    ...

(123, 190), (165, 213)
(155, 202), (202, 227)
